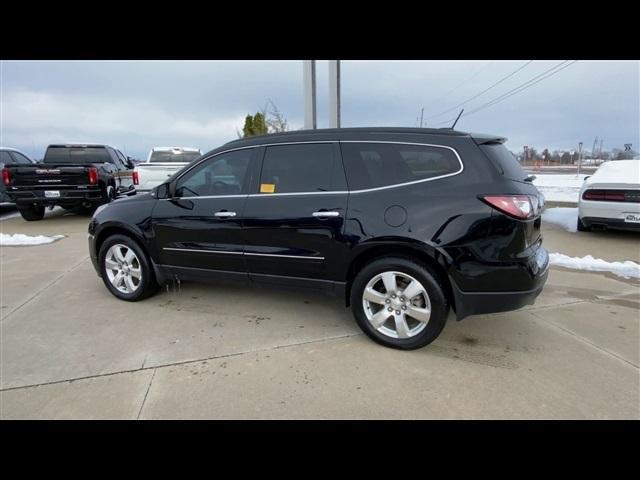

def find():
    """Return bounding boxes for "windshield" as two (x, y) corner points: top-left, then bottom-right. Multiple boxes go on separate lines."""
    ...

(44, 146), (110, 164)
(149, 150), (201, 163)
(480, 144), (528, 182)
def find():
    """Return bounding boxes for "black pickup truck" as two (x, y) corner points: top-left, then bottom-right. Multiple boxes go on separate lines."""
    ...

(2, 144), (138, 221)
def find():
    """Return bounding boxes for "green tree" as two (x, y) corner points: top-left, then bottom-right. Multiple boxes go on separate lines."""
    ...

(238, 100), (289, 138)
(241, 112), (268, 138)
(252, 112), (267, 135)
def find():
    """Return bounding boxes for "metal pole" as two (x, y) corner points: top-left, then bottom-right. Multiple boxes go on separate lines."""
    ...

(577, 142), (583, 176)
(303, 60), (317, 129)
(419, 108), (424, 128)
(328, 60), (341, 128)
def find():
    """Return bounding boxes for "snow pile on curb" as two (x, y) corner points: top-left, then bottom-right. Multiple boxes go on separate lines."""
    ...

(0, 233), (65, 246)
(549, 253), (640, 279)
(532, 174), (589, 203)
(542, 207), (578, 232)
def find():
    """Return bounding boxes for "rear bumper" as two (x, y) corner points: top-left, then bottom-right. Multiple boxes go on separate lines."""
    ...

(579, 199), (639, 222)
(581, 216), (640, 232)
(7, 187), (104, 206)
(450, 246), (549, 320)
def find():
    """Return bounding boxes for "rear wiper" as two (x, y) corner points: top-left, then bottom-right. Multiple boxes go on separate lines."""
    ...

(524, 175), (536, 182)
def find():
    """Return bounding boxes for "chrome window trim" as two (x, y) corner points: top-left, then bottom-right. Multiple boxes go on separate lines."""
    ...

(162, 247), (323, 260)
(166, 140), (464, 199)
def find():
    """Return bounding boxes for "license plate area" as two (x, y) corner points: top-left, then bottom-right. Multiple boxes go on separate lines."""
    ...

(44, 190), (61, 198)
(624, 213), (640, 223)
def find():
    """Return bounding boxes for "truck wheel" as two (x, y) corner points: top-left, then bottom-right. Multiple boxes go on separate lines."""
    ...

(350, 257), (449, 350)
(98, 234), (158, 301)
(106, 185), (116, 202)
(18, 205), (45, 221)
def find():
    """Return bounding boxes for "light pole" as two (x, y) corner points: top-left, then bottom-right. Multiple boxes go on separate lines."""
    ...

(577, 142), (583, 176)
(328, 60), (341, 128)
(303, 60), (317, 129)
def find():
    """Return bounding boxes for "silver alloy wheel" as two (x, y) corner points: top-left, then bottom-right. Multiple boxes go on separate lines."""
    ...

(104, 244), (142, 294)
(362, 270), (431, 339)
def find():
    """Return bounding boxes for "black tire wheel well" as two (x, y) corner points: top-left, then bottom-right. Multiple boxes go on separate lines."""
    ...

(345, 245), (455, 314)
(97, 232), (158, 301)
(95, 227), (153, 269)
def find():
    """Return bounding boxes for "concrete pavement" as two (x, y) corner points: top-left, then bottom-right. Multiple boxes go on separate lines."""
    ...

(1, 207), (638, 419)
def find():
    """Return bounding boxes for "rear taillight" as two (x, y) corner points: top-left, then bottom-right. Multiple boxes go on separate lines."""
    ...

(87, 167), (98, 185)
(582, 189), (628, 202)
(132, 171), (139, 185)
(481, 195), (535, 220)
(2, 168), (10, 186)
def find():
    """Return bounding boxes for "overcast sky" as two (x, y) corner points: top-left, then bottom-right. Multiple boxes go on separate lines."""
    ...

(1, 60), (638, 159)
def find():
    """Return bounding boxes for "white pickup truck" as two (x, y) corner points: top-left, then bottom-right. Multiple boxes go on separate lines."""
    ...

(135, 147), (202, 191)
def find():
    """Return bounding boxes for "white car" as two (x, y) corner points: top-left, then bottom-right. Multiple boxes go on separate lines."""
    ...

(578, 160), (640, 232)
(135, 147), (202, 191)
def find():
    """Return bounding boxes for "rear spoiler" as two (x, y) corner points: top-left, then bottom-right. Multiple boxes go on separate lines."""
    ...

(471, 133), (507, 145)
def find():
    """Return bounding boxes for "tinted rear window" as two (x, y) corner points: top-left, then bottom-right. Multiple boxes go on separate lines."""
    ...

(11, 152), (32, 164)
(44, 146), (110, 164)
(1, 151), (14, 167)
(341, 142), (461, 191)
(149, 151), (201, 163)
(479, 144), (527, 182)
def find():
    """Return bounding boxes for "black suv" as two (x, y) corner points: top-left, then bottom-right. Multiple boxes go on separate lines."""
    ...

(88, 128), (548, 349)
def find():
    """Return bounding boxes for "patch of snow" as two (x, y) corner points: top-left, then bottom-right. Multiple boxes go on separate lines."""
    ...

(585, 160), (640, 187)
(549, 253), (640, 279)
(542, 207), (578, 232)
(532, 174), (589, 203)
(0, 233), (65, 246)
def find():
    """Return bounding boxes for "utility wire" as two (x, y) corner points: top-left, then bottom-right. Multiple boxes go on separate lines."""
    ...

(434, 60), (578, 126)
(422, 61), (493, 113)
(464, 61), (575, 114)
(425, 60), (533, 121)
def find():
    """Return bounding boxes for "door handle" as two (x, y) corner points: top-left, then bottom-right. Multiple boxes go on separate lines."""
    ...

(312, 211), (340, 218)
(214, 211), (236, 218)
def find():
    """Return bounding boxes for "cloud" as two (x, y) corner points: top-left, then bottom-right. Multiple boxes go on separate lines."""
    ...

(1, 87), (247, 156)
(1, 60), (638, 158)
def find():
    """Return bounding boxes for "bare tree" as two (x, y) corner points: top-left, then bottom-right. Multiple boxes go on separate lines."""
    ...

(260, 99), (289, 133)
(238, 99), (290, 137)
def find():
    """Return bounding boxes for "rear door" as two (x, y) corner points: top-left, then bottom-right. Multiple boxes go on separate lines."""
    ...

(242, 142), (349, 288)
(151, 147), (256, 274)
(105, 147), (124, 191)
(115, 149), (135, 193)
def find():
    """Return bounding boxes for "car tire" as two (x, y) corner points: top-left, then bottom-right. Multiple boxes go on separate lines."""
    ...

(17, 205), (45, 221)
(98, 234), (158, 301)
(105, 184), (116, 203)
(577, 216), (590, 232)
(350, 256), (449, 350)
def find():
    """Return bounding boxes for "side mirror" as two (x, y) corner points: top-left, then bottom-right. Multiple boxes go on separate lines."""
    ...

(155, 183), (170, 199)
(168, 180), (178, 199)
(126, 160), (135, 169)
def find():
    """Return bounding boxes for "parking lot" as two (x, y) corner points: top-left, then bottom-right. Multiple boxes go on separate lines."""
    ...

(0, 206), (638, 419)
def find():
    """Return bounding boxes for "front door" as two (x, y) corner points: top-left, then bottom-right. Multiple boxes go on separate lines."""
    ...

(242, 142), (349, 288)
(151, 147), (256, 273)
